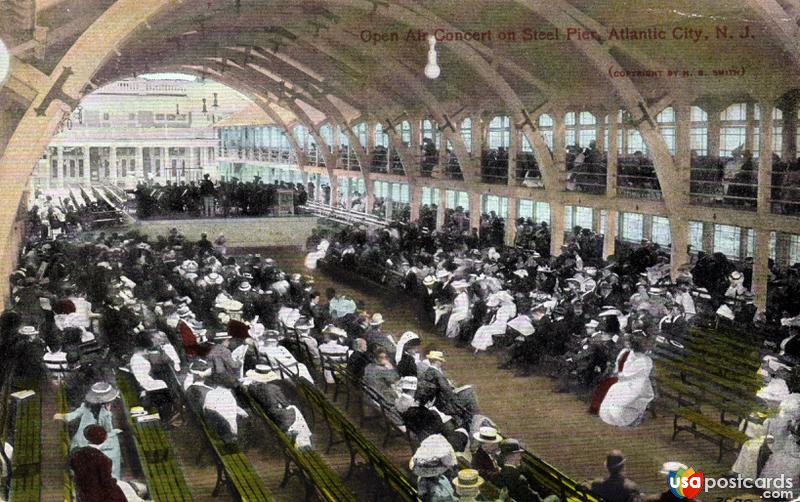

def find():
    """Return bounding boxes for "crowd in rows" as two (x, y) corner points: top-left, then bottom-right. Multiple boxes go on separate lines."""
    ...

(133, 174), (308, 219)
(310, 219), (800, 500)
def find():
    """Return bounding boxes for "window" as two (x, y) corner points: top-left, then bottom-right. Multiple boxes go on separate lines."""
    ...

(446, 190), (469, 210)
(518, 199), (534, 219)
(354, 123), (368, 147)
(651, 216), (671, 246)
(488, 116), (511, 149)
(461, 118), (472, 153)
(535, 202), (551, 225)
(320, 124), (333, 146)
(564, 112), (577, 147)
(621, 213), (644, 242)
(400, 121), (412, 145)
(790, 234), (800, 266)
(627, 130), (647, 155)
(713, 224), (741, 259)
(538, 114), (554, 151)
(566, 205), (593, 230)
(657, 107), (676, 155)
(422, 187), (440, 206)
(690, 106), (708, 155)
(719, 103), (747, 157)
(482, 195), (509, 218)
(422, 119), (439, 146)
(689, 221), (704, 252)
(374, 123), (388, 148)
(578, 111), (597, 147)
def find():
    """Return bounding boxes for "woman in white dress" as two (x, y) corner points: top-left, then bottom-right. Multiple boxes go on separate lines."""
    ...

(597, 336), (655, 427)
(759, 394), (800, 499)
(445, 281), (470, 339)
(471, 291), (516, 353)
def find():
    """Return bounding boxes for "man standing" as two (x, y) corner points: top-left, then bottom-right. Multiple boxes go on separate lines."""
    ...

(207, 333), (241, 387)
(590, 450), (642, 502)
(200, 174), (216, 218)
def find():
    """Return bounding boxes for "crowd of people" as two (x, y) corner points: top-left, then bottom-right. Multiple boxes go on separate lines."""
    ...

(28, 191), (121, 239)
(133, 174), (308, 219)
(311, 218), (800, 500)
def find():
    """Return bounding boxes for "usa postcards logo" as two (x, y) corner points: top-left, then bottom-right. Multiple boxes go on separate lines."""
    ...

(667, 465), (704, 499)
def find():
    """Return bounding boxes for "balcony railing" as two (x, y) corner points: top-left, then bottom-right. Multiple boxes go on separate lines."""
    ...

(689, 156), (757, 210)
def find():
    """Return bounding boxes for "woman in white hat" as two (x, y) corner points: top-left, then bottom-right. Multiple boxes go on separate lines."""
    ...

(54, 382), (123, 479)
(410, 434), (457, 501)
(758, 393), (800, 499)
(471, 290), (517, 353)
(395, 331), (422, 378)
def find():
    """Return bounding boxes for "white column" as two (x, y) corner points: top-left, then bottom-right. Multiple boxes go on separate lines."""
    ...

(108, 147), (117, 186)
(135, 147), (143, 185)
(188, 147), (196, 182)
(504, 197), (518, 246)
(56, 146), (63, 187)
(83, 147), (91, 184)
(163, 147), (171, 183)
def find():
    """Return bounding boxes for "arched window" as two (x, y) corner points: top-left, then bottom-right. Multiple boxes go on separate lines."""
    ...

(719, 103), (747, 157)
(657, 107), (676, 155)
(488, 115), (511, 148)
(538, 114), (554, 150)
(319, 123), (333, 146)
(578, 111), (597, 147)
(564, 112), (577, 147)
(460, 118), (472, 153)
(354, 122), (368, 147)
(374, 123), (388, 148)
(400, 120), (411, 145)
(690, 106), (708, 155)
(422, 119), (439, 145)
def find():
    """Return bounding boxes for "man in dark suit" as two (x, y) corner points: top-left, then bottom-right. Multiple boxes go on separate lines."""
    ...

(497, 439), (548, 502)
(69, 425), (127, 502)
(590, 450), (642, 502)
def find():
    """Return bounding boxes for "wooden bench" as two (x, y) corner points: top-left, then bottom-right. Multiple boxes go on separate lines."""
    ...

(669, 406), (748, 462)
(116, 370), (192, 502)
(172, 375), (274, 501)
(520, 451), (601, 502)
(9, 378), (42, 502)
(244, 390), (356, 502)
(57, 384), (76, 502)
(286, 370), (419, 502)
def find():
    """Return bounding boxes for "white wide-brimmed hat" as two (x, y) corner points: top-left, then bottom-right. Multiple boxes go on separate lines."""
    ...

(472, 426), (502, 444)
(85, 382), (119, 404)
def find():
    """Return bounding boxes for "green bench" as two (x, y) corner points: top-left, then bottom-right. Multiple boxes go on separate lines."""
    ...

(520, 451), (602, 502)
(9, 378), (42, 502)
(668, 405), (748, 462)
(244, 389), (356, 502)
(57, 384), (76, 502)
(173, 377), (274, 501)
(288, 370), (419, 502)
(116, 370), (192, 502)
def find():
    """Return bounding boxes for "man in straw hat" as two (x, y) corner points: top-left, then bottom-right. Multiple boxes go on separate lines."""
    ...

(207, 331), (241, 387)
(451, 469), (484, 501)
(589, 450), (641, 502)
(471, 426), (502, 482)
(244, 365), (313, 449)
(365, 312), (396, 355)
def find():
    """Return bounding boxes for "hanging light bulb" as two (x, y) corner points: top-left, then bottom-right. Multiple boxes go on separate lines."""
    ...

(424, 35), (440, 79)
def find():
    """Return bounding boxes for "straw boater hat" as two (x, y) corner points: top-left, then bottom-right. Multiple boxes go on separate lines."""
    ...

(426, 350), (446, 363)
(204, 273), (223, 285)
(659, 462), (687, 475)
(181, 260), (199, 273)
(473, 426), (502, 444)
(730, 271), (743, 281)
(85, 382), (119, 404)
(452, 469), (484, 490)
(370, 313), (384, 326)
(245, 365), (281, 383)
(238, 281), (252, 292)
(18, 326), (39, 337)
(422, 275), (437, 287)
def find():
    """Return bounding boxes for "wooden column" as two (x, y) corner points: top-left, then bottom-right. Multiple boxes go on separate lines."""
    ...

(468, 191), (481, 232)
(707, 105), (721, 157)
(607, 109), (619, 196)
(752, 229), (771, 312)
(550, 201), (565, 256)
(436, 187), (447, 230)
(757, 100), (775, 214)
(409, 182), (421, 222)
(603, 209), (618, 259)
(505, 196), (518, 246)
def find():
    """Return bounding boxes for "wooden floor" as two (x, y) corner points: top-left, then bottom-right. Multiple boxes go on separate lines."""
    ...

(269, 246), (755, 499)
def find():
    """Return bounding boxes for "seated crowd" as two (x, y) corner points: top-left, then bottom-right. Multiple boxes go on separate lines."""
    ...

(134, 175), (308, 219)
(311, 218), (800, 500)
